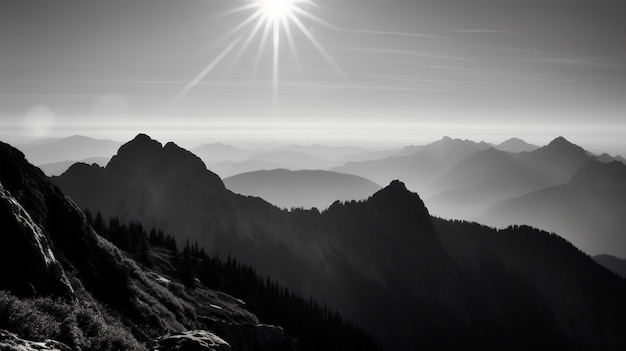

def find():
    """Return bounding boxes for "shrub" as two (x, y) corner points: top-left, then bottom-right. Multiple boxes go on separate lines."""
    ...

(0, 290), (145, 351)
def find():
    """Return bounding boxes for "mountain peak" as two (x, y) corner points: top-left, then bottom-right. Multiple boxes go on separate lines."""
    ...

(370, 180), (412, 202)
(541, 136), (586, 155)
(68, 134), (225, 193)
(388, 179), (407, 191)
(370, 180), (429, 214)
(548, 136), (572, 147)
(118, 133), (162, 155)
(495, 138), (539, 153)
(106, 134), (163, 174)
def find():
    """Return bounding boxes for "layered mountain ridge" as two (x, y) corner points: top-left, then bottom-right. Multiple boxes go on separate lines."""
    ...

(0, 140), (343, 351)
(52, 134), (626, 350)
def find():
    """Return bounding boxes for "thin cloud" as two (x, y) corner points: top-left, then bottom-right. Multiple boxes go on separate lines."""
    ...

(346, 47), (470, 61)
(456, 29), (509, 33)
(344, 28), (453, 40)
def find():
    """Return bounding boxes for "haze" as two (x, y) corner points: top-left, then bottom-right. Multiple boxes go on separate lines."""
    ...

(1, 0), (626, 154)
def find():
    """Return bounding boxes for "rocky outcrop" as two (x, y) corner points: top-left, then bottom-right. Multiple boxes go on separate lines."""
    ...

(149, 330), (232, 351)
(0, 329), (73, 351)
(0, 183), (74, 299)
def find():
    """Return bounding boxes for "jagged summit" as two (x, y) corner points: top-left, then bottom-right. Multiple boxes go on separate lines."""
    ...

(368, 180), (432, 223)
(117, 133), (161, 152)
(381, 179), (408, 193)
(103, 134), (221, 186)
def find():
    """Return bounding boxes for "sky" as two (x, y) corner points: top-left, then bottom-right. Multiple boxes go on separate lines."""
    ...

(1, 0), (626, 153)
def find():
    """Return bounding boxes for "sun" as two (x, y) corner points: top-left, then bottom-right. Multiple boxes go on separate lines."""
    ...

(177, 0), (342, 100)
(256, 0), (297, 22)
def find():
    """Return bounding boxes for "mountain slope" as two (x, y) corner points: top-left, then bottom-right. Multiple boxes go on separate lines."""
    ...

(224, 169), (381, 210)
(594, 255), (626, 279)
(53, 134), (626, 350)
(478, 159), (626, 256)
(1, 139), (380, 351)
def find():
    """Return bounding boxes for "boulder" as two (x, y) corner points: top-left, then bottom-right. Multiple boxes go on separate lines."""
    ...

(149, 330), (232, 351)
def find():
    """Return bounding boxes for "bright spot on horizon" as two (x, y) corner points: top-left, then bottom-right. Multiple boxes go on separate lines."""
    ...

(178, 0), (341, 100)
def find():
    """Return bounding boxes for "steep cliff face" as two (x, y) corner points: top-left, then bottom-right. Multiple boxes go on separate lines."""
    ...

(0, 184), (74, 299)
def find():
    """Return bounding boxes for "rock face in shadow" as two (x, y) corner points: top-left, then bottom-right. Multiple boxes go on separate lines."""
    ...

(0, 329), (73, 351)
(0, 184), (74, 299)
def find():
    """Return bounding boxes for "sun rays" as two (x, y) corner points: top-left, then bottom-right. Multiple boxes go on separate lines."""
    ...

(177, 0), (342, 100)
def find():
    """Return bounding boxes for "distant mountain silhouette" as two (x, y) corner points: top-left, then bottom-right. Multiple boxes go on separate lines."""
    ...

(224, 169), (381, 210)
(427, 137), (592, 219)
(54, 134), (626, 350)
(274, 144), (376, 160)
(479, 159), (626, 256)
(37, 157), (109, 176)
(494, 137), (539, 153)
(191, 142), (252, 164)
(594, 254), (626, 279)
(15, 135), (122, 165)
(191, 142), (394, 178)
(594, 152), (626, 165)
(246, 150), (333, 169)
(208, 150), (341, 178)
(392, 144), (426, 157)
(333, 137), (492, 197)
(596, 153), (616, 163)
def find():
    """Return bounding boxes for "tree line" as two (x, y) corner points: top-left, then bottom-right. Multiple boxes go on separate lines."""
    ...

(84, 210), (381, 351)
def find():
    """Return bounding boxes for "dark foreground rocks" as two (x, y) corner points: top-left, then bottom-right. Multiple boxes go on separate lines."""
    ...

(0, 329), (73, 351)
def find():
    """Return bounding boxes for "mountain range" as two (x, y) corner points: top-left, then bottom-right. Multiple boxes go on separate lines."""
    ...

(0, 139), (378, 351)
(332, 137), (493, 197)
(426, 137), (591, 220)
(14, 133), (626, 258)
(51, 134), (626, 350)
